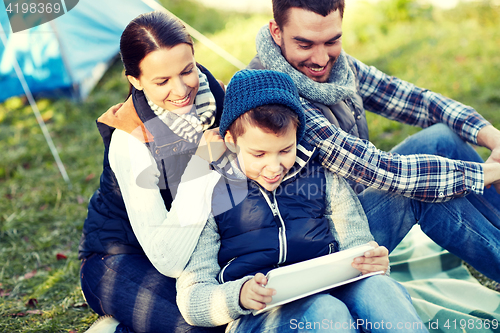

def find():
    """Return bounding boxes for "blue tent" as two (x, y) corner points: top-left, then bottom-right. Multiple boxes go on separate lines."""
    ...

(0, 0), (157, 186)
(0, 0), (243, 186)
(0, 0), (156, 102)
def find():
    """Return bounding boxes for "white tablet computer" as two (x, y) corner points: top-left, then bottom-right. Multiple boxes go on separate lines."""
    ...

(253, 243), (384, 315)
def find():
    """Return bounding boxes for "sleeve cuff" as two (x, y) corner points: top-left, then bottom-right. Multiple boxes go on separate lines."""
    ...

(459, 160), (484, 196)
(227, 276), (254, 318)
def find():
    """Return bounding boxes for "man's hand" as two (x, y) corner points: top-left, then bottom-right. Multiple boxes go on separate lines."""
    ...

(352, 241), (389, 275)
(477, 125), (500, 194)
(195, 128), (226, 163)
(486, 147), (500, 165)
(485, 147), (500, 193)
(240, 273), (276, 311)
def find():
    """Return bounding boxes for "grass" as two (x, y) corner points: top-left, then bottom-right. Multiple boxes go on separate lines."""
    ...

(341, 0), (500, 155)
(1, 0), (499, 331)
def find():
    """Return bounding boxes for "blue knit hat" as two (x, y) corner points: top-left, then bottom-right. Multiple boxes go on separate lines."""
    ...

(219, 69), (306, 142)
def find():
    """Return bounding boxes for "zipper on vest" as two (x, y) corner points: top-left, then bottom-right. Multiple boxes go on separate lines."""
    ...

(259, 187), (287, 265)
(218, 257), (237, 284)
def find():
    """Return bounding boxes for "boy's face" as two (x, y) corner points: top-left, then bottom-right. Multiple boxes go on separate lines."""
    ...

(226, 123), (297, 192)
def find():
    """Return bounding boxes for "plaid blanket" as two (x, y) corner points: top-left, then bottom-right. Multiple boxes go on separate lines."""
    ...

(390, 226), (500, 333)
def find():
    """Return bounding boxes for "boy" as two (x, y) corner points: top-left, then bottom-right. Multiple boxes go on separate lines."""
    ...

(176, 70), (427, 332)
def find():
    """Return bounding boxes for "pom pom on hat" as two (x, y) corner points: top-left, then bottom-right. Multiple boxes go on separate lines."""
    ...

(219, 69), (305, 141)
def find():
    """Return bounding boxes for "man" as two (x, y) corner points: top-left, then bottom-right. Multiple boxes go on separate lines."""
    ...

(247, 0), (500, 281)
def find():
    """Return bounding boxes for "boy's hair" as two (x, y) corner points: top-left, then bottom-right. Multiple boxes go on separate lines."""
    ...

(273, 0), (345, 28)
(228, 104), (299, 142)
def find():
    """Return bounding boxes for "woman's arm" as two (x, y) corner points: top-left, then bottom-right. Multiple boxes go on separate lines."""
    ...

(176, 217), (252, 327)
(108, 129), (221, 277)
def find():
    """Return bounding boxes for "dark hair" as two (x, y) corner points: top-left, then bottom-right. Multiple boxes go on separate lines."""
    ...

(273, 0), (345, 28)
(228, 104), (299, 142)
(120, 11), (194, 79)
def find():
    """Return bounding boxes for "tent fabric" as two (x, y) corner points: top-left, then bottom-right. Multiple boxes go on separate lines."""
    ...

(390, 225), (500, 332)
(0, 0), (156, 102)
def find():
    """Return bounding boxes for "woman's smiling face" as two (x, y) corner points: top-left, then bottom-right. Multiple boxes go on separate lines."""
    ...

(128, 43), (199, 114)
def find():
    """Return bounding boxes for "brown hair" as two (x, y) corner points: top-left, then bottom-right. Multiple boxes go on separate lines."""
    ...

(120, 11), (194, 96)
(272, 0), (345, 28)
(228, 104), (299, 142)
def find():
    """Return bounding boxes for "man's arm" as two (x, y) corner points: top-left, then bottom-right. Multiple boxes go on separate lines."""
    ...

(351, 55), (500, 193)
(302, 100), (485, 202)
(349, 55), (492, 146)
(477, 125), (500, 152)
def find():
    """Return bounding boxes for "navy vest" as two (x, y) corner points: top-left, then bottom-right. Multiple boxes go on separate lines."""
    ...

(78, 65), (224, 259)
(213, 144), (337, 283)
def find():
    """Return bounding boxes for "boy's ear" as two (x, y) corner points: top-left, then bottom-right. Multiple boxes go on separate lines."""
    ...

(127, 75), (143, 91)
(224, 131), (238, 153)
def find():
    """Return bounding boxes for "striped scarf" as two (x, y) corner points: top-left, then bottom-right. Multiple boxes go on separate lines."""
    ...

(256, 25), (357, 106)
(145, 68), (216, 143)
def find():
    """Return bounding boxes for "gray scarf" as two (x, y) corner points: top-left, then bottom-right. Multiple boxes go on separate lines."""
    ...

(256, 25), (356, 106)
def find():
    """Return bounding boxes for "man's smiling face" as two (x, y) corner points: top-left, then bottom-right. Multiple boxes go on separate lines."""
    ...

(269, 7), (343, 83)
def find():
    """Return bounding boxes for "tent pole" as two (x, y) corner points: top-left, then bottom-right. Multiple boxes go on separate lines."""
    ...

(0, 26), (72, 189)
(142, 0), (246, 70)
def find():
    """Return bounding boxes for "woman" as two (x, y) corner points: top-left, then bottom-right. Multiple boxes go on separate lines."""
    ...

(79, 11), (226, 333)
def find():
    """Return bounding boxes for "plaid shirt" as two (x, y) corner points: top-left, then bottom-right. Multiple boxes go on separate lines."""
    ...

(302, 55), (490, 203)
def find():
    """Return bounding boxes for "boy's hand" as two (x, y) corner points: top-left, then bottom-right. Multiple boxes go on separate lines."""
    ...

(352, 241), (389, 275)
(240, 273), (276, 311)
(195, 128), (226, 162)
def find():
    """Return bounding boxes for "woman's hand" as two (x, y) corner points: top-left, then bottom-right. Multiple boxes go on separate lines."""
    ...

(352, 241), (389, 275)
(196, 128), (226, 162)
(240, 273), (276, 311)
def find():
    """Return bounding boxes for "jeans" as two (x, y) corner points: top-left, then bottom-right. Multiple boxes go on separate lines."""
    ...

(80, 253), (226, 333)
(227, 275), (428, 333)
(359, 124), (500, 281)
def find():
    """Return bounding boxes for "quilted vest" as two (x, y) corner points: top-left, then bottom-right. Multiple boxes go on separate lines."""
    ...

(213, 143), (337, 283)
(78, 65), (224, 259)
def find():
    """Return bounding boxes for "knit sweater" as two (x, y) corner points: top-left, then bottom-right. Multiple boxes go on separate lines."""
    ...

(176, 170), (374, 327)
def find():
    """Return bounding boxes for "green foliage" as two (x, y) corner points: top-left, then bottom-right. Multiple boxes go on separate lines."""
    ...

(159, 0), (232, 35)
(194, 14), (270, 83)
(343, 0), (500, 154)
(158, 0), (270, 83)
(1, 0), (499, 331)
